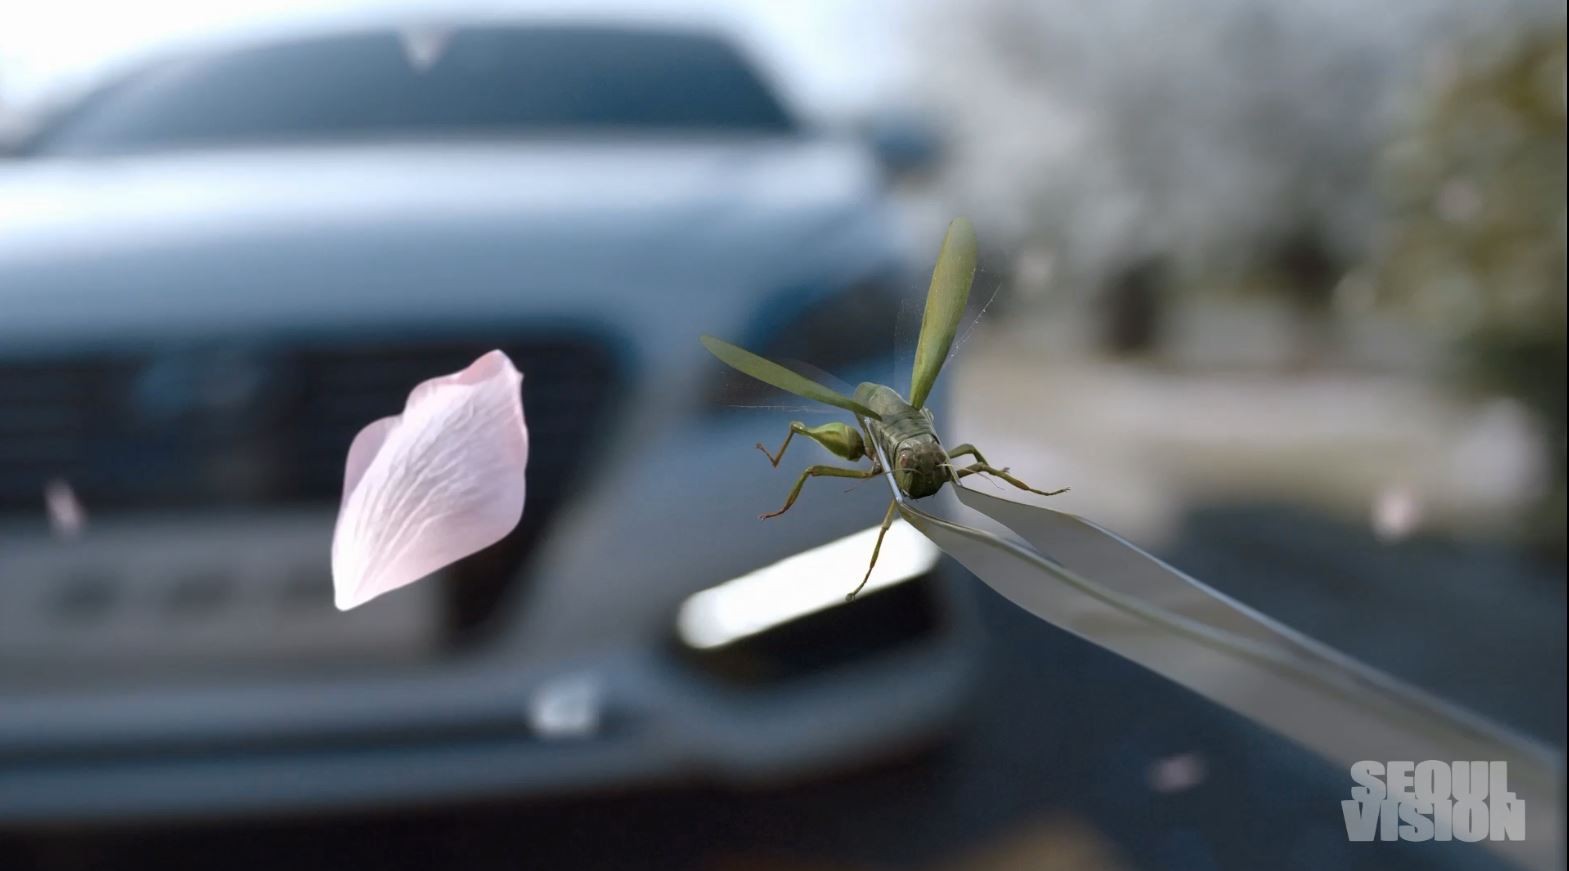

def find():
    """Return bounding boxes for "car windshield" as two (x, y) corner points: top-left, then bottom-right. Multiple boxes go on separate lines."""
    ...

(26, 25), (797, 155)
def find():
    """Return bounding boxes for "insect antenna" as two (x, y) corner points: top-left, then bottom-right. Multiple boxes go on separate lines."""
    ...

(941, 460), (1009, 492)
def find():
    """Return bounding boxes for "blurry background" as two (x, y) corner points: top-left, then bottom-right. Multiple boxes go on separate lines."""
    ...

(2, 1), (1564, 870)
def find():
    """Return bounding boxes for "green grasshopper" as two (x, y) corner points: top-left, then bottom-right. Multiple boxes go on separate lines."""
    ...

(701, 217), (1067, 600)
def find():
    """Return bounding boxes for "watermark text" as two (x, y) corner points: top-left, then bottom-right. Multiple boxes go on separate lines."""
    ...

(1342, 761), (1524, 842)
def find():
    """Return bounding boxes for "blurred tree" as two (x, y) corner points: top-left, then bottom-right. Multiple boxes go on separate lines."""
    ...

(1375, 26), (1567, 554)
(917, 0), (1560, 356)
(1098, 255), (1167, 356)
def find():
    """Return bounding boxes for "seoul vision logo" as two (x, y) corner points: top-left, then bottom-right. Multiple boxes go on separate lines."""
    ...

(1343, 761), (1525, 842)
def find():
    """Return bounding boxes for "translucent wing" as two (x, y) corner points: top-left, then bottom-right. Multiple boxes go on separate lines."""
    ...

(909, 218), (977, 410)
(892, 295), (919, 398)
(701, 336), (881, 420)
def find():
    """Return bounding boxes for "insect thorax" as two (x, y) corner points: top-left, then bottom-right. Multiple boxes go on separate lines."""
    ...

(855, 383), (947, 498)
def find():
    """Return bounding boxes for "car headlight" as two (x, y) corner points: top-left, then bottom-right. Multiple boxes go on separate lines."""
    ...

(675, 519), (939, 651)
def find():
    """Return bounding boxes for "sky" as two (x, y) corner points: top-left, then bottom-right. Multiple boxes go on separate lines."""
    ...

(0, 0), (921, 120)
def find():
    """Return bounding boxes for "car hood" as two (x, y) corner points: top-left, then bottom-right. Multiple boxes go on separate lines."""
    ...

(0, 138), (897, 349)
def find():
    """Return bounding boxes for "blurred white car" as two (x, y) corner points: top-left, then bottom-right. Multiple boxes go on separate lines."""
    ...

(0, 17), (978, 823)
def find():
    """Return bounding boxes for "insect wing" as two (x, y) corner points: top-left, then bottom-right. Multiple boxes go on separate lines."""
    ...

(908, 218), (977, 409)
(700, 336), (881, 420)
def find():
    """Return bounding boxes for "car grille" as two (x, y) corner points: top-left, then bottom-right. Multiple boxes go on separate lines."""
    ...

(0, 332), (622, 649)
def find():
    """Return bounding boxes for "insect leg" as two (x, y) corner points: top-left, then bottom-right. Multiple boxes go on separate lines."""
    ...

(756, 422), (805, 466)
(847, 499), (900, 601)
(954, 462), (1069, 498)
(757, 421), (865, 467)
(943, 443), (987, 483)
(944, 443), (988, 465)
(761, 464), (879, 519)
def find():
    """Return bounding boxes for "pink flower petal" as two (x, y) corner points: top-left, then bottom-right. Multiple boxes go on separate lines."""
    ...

(331, 350), (528, 610)
(44, 478), (87, 538)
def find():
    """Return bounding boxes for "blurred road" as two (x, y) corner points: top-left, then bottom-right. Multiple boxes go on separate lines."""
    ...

(949, 319), (1564, 743)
